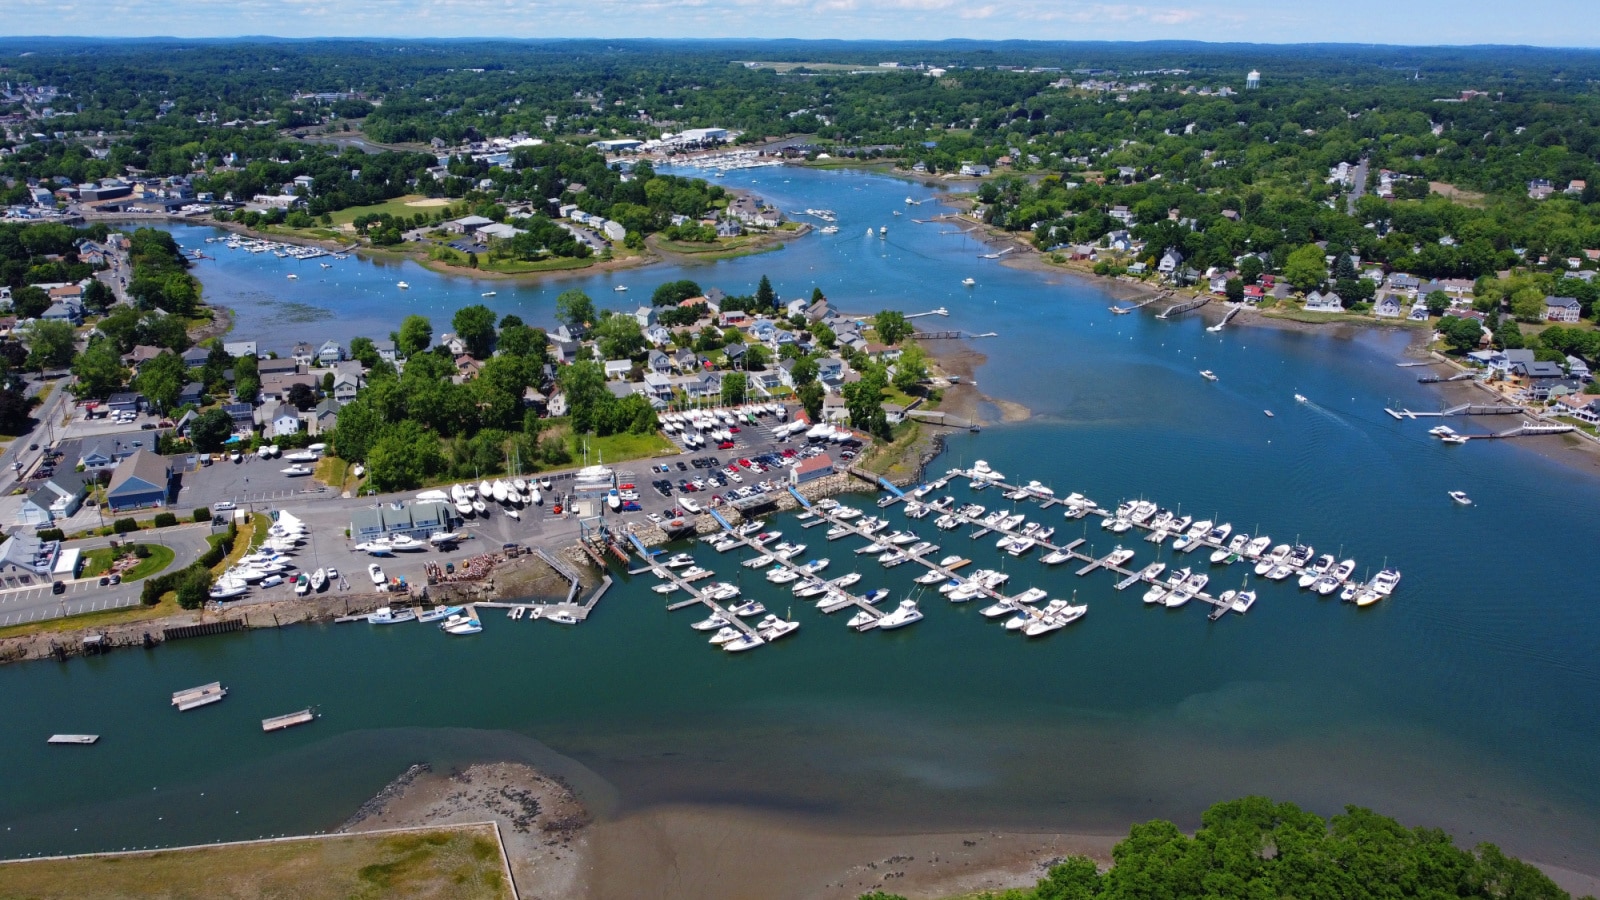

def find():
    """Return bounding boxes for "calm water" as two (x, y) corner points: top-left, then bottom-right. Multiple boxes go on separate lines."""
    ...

(4, 168), (1600, 873)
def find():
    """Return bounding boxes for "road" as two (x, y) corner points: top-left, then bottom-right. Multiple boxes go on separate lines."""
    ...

(0, 524), (217, 626)
(1346, 156), (1370, 215)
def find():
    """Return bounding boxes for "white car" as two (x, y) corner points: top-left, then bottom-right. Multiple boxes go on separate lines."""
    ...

(259, 574), (285, 588)
(213, 501), (236, 511)
(646, 513), (663, 524)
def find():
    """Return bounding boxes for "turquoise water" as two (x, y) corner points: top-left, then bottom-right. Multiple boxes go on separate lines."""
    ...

(3, 169), (1600, 873)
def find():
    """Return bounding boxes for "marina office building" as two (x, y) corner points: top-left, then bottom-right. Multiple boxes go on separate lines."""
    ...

(349, 501), (460, 544)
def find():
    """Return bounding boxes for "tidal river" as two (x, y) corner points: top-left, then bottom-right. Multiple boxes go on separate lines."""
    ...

(3, 166), (1599, 878)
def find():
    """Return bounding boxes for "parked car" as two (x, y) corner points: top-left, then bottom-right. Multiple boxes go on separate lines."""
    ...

(51, 581), (65, 594)
(214, 501), (236, 511)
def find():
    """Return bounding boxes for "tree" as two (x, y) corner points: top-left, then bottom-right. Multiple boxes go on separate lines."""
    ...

(1238, 255), (1264, 286)
(452, 304), (497, 357)
(233, 353), (260, 404)
(71, 340), (130, 399)
(743, 343), (770, 370)
(322, 371), (336, 394)
(21, 319), (76, 372)
(556, 289), (597, 331)
(595, 314), (646, 360)
(397, 314), (432, 356)
(498, 313), (524, 329)
(1425, 290), (1451, 317)
(892, 344), (929, 392)
(650, 280), (702, 307)
(82, 280), (115, 314)
(498, 324), (547, 362)
(558, 359), (609, 434)
(132, 350), (186, 411)
(1509, 287), (1546, 323)
(843, 367), (890, 439)
(721, 371), (747, 405)
(811, 286), (826, 303)
(1438, 315), (1485, 354)
(1284, 244), (1329, 293)
(798, 380), (824, 422)
(349, 336), (379, 367)
(791, 355), (819, 387)
(11, 285), (49, 319)
(175, 567), (211, 610)
(189, 407), (234, 452)
(287, 382), (317, 411)
(756, 274), (777, 311)
(873, 310), (912, 346)
(1225, 277), (1245, 303)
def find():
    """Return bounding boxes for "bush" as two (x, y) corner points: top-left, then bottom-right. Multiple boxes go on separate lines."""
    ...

(133, 544), (151, 559)
(153, 512), (178, 528)
(143, 521), (238, 607)
(192, 507), (210, 523)
(112, 518), (139, 534)
(175, 568), (211, 610)
(36, 528), (64, 542)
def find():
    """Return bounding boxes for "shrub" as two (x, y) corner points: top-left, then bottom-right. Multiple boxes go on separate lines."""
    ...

(112, 518), (139, 534)
(153, 512), (179, 528)
(175, 568), (211, 610)
(133, 544), (151, 559)
(36, 528), (64, 542)
(192, 507), (210, 523)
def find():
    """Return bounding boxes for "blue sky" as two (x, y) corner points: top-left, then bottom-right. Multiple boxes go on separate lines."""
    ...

(8, 0), (1599, 46)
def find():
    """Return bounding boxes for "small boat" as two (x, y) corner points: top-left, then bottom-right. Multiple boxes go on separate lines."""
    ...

(1200, 369), (1218, 381)
(962, 277), (976, 287)
(310, 568), (327, 592)
(416, 605), (464, 623)
(388, 534), (424, 552)
(444, 618), (483, 635)
(876, 599), (923, 630)
(847, 609), (880, 630)
(708, 626), (742, 645)
(1449, 490), (1471, 505)
(691, 614), (731, 631)
(280, 465), (312, 477)
(613, 284), (629, 292)
(429, 532), (462, 546)
(1441, 434), (1469, 445)
(482, 291), (497, 297)
(397, 281), (410, 289)
(1263, 409), (1275, 417)
(367, 606), (416, 625)
(472, 499), (488, 516)
(368, 563), (386, 585)
(1294, 393), (1308, 403)
(48, 734), (100, 745)
(1230, 590), (1257, 614)
(294, 572), (311, 595)
(723, 633), (765, 653)
(286, 273), (298, 280)
(209, 580), (249, 600)
(731, 599), (767, 617)
(755, 614), (800, 642)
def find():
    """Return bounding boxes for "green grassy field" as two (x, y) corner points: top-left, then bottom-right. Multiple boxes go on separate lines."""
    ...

(573, 431), (678, 464)
(79, 543), (175, 581)
(327, 194), (446, 226)
(0, 825), (513, 900)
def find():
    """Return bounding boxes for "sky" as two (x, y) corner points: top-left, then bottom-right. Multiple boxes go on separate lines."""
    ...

(7, 0), (1599, 46)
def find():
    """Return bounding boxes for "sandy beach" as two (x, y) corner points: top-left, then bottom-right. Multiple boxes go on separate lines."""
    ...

(338, 761), (1120, 900)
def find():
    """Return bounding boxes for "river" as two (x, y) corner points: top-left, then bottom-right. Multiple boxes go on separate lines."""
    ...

(3, 166), (1599, 878)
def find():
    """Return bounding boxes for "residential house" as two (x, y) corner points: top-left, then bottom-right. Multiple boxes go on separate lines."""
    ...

(673, 348), (700, 372)
(176, 382), (205, 408)
(1407, 302), (1430, 322)
(223, 340), (257, 358)
(291, 342), (315, 367)
(791, 454), (835, 485)
(316, 340), (345, 365)
(685, 371), (722, 398)
(722, 343), (747, 367)
(643, 324), (672, 347)
(125, 345), (164, 369)
(816, 357), (845, 389)
(1546, 296), (1582, 323)
(633, 306), (657, 329)
(603, 359), (632, 380)
(307, 398), (341, 435)
(107, 392), (143, 415)
(805, 300), (830, 322)
(1108, 206), (1134, 224)
(1304, 291), (1344, 313)
(719, 310), (751, 328)
(260, 371), (318, 404)
(1566, 356), (1591, 383)
(438, 333), (469, 355)
(17, 472), (87, 526)
(646, 350), (673, 375)
(453, 355), (483, 382)
(105, 450), (172, 512)
(1158, 249), (1184, 276)
(41, 299), (83, 324)
(258, 358), (300, 378)
(262, 401), (302, 437)
(331, 370), (362, 402)
(727, 195), (782, 228)
(372, 339), (398, 364)
(959, 162), (991, 177)
(223, 402), (255, 430)
(179, 346), (211, 369)
(750, 370), (782, 393)
(1373, 296), (1402, 318)
(551, 340), (580, 365)
(642, 372), (674, 402)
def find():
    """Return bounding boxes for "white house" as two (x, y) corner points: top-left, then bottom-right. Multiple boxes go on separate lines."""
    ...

(1373, 296), (1403, 318)
(1304, 291), (1344, 313)
(1545, 296), (1582, 323)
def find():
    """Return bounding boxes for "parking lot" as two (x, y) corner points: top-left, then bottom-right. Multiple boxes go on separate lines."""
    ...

(174, 453), (340, 511)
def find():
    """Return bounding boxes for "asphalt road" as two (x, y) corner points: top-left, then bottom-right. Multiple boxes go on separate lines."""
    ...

(0, 524), (217, 626)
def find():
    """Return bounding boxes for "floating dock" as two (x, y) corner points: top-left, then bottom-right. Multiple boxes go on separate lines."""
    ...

(262, 709), (316, 732)
(171, 681), (228, 711)
(47, 734), (99, 745)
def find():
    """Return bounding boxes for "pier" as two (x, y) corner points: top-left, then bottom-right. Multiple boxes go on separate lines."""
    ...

(171, 682), (227, 712)
(261, 709), (315, 732)
(1207, 303), (1245, 331)
(1385, 403), (1524, 419)
(1159, 295), (1210, 319)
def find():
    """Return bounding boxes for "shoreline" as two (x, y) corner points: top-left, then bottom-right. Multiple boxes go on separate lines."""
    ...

(336, 759), (1600, 900)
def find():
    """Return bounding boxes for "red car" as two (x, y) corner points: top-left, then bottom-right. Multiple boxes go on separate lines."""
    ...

(728, 426), (740, 433)
(739, 458), (754, 469)
(718, 441), (735, 450)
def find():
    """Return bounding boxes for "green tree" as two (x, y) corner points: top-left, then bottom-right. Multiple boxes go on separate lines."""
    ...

(721, 371), (747, 405)
(498, 324), (547, 363)
(1425, 290), (1451, 317)
(397, 314), (433, 356)
(558, 359), (609, 434)
(798, 380), (824, 422)
(1225, 277), (1245, 303)
(1238, 255), (1265, 285)
(1510, 287), (1546, 323)
(175, 567), (211, 610)
(1284, 244), (1329, 293)
(132, 350), (186, 411)
(349, 336), (379, 367)
(233, 353), (259, 404)
(873, 310), (912, 346)
(10, 286), (49, 319)
(743, 342), (770, 370)
(791, 355), (819, 387)
(892, 344), (929, 392)
(595, 314), (646, 360)
(843, 367), (890, 439)
(756, 274), (777, 311)
(452, 304), (497, 357)
(21, 319), (77, 372)
(1439, 315), (1486, 354)
(650, 279), (702, 307)
(189, 407), (234, 452)
(71, 339), (130, 399)
(556, 289), (597, 331)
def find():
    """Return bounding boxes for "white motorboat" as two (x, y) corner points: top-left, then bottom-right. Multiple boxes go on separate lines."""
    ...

(767, 567), (801, 584)
(1299, 554), (1336, 588)
(355, 540), (394, 556)
(1254, 544), (1291, 576)
(493, 481), (510, 504)
(294, 573), (311, 595)
(1200, 369), (1218, 381)
(662, 553), (695, 568)
(416, 605), (464, 623)
(708, 626), (742, 645)
(981, 599), (1019, 618)
(730, 599), (767, 617)
(429, 532), (462, 546)
(680, 566), (711, 579)
(794, 580), (830, 598)
(723, 633), (765, 653)
(367, 606), (416, 624)
(1143, 568), (1182, 604)
(1212, 534), (1248, 564)
(829, 572), (862, 589)
(1230, 590), (1257, 614)
(1371, 568), (1402, 596)
(209, 580), (249, 600)
(704, 582), (741, 602)
(1165, 571), (1209, 608)
(915, 569), (947, 585)
(652, 582), (679, 594)
(1242, 535), (1273, 560)
(368, 563), (386, 584)
(280, 465), (312, 477)
(755, 614), (800, 641)
(691, 614), (731, 631)
(444, 618), (483, 635)
(875, 599), (923, 630)
(388, 534), (425, 552)
(397, 281), (409, 289)
(1449, 490), (1472, 505)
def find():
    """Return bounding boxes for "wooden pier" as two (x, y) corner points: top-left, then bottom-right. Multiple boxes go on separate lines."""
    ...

(47, 734), (99, 745)
(262, 709), (316, 732)
(171, 682), (227, 712)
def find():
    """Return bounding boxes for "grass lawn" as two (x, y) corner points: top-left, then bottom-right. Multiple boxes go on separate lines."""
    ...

(79, 543), (176, 581)
(326, 194), (435, 226)
(572, 430), (678, 465)
(315, 456), (358, 494)
(476, 255), (594, 274)
(0, 824), (513, 900)
(653, 234), (785, 260)
(858, 420), (923, 480)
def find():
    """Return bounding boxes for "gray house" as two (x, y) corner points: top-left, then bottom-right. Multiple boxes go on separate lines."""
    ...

(105, 450), (172, 512)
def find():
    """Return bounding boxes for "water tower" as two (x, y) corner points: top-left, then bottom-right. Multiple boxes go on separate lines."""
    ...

(1246, 70), (1261, 90)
